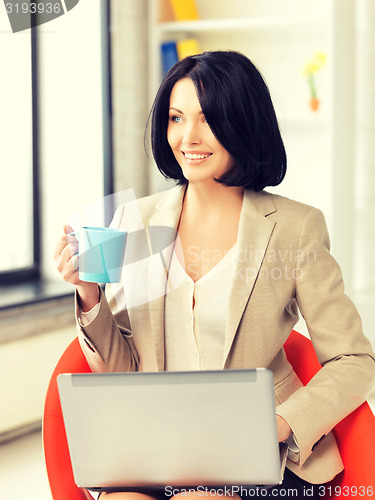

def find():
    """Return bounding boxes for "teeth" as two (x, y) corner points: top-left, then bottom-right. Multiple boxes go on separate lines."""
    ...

(184, 153), (211, 159)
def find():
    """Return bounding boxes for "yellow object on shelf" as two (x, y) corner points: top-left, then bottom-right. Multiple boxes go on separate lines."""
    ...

(169, 0), (199, 21)
(302, 52), (327, 112)
(177, 38), (201, 59)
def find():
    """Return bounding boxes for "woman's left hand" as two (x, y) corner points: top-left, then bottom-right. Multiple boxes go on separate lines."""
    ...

(276, 415), (292, 442)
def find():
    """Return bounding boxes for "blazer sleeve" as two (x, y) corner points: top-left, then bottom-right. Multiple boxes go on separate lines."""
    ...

(276, 207), (375, 467)
(75, 286), (139, 372)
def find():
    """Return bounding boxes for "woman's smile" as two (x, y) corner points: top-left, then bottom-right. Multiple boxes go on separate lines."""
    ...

(182, 151), (213, 164)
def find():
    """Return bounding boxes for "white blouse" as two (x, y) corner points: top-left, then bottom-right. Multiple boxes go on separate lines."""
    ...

(164, 243), (238, 371)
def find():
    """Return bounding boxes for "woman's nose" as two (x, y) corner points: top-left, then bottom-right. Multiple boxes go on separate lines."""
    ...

(182, 122), (201, 145)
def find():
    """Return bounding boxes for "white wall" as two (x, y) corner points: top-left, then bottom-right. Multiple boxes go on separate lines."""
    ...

(0, 326), (76, 435)
(352, 0), (375, 348)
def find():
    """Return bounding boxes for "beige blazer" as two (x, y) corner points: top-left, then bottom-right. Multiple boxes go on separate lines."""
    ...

(76, 185), (375, 484)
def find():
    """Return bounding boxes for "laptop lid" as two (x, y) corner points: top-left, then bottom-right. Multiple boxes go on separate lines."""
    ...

(57, 368), (281, 492)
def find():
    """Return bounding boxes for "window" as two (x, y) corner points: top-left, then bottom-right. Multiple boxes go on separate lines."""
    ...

(0, 16), (39, 283)
(0, 1), (113, 287)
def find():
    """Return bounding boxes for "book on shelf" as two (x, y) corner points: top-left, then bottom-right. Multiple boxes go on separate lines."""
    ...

(161, 38), (201, 75)
(168, 0), (199, 21)
(161, 41), (178, 75)
(177, 38), (201, 59)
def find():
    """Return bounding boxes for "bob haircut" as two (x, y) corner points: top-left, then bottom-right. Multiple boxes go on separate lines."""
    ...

(150, 50), (286, 191)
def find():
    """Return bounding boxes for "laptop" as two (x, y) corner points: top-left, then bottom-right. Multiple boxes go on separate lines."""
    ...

(57, 368), (283, 493)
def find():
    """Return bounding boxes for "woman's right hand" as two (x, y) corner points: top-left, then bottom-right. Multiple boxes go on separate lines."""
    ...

(54, 225), (100, 311)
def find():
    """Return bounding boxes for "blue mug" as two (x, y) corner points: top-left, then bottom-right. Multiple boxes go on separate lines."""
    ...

(69, 227), (127, 283)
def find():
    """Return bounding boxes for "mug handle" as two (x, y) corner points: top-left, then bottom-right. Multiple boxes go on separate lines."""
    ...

(67, 231), (79, 240)
(67, 232), (80, 272)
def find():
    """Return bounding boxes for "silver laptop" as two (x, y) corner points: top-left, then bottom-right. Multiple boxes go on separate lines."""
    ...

(57, 368), (282, 493)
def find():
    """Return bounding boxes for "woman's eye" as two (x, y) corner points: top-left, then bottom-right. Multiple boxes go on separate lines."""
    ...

(170, 115), (182, 123)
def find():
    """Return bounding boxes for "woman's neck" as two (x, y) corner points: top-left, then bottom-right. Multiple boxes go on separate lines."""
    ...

(183, 180), (244, 216)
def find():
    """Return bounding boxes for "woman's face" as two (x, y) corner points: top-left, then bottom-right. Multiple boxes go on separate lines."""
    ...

(167, 78), (233, 185)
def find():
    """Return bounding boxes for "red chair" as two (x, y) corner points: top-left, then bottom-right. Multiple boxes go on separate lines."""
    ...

(284, 330), (375, 497)
(43, 337), (93, 500)
(43, 331), (375, 499)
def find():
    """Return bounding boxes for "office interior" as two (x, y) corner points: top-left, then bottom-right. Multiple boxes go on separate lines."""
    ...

(0, 0), (374, 499)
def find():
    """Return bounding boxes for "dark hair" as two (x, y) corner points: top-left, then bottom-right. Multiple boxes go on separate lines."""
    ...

(149, 50), (286, 191)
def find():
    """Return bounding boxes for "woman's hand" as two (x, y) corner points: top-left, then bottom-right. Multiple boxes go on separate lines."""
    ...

(276, 414), (292, 442)
(54, 225), (81, 285)
(54, 225), (100, 311)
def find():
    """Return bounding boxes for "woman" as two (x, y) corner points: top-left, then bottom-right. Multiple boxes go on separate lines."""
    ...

(55, 51), (375, 499)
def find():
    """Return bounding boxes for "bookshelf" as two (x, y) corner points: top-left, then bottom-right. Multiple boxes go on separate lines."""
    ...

(148, 0), (356, 293)
(157, 17), (327, 35)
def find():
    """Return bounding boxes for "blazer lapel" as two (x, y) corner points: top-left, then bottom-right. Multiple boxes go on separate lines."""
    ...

(146, 185), (186, 371)
(223, 190), (277, 366)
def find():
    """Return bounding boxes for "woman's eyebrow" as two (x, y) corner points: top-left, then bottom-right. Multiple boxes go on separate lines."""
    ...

(169, 107), (183, 114)
(169, 107), (204, 115)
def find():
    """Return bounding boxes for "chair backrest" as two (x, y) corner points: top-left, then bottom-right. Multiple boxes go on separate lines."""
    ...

(43, 337), (93, 500)
(284, 330), (375, 498)
(43, 331), (375, 499)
